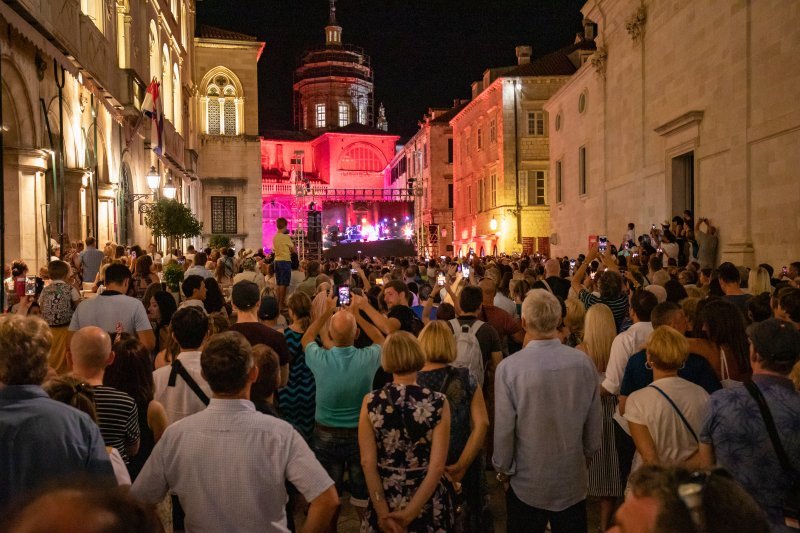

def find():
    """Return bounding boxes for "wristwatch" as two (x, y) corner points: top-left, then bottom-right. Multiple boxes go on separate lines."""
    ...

(496, 472), (509, 483)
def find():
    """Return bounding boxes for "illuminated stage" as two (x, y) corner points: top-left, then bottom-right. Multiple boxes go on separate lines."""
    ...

(323, 238), (416, 259)
(320, 200), (414, 249)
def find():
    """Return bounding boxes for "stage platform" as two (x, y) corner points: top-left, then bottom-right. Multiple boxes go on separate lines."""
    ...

(322, 239), (416, 259)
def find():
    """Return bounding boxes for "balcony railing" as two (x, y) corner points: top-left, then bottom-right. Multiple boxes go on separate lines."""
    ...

(261, 181), (413, 202)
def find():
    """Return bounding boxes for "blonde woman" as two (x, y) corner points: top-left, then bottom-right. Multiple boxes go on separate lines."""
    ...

(418, 321), (489, 531)
(576, 304), (623, 531)
(748, 266), (773, 296)
(564, 297), (587, 347)
(359, 331), (453, 532)
(624, 326), (709, 472)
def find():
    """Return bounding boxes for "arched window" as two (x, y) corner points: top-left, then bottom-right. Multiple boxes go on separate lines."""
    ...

(173, 63), (181, 134)
(339, 144), (385, 172)
(161, 45), (172, 122)
(204, 71), (241, 136)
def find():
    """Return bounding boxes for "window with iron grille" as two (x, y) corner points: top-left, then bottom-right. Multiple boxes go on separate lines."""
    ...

(338, 102), (349, 127)
(223, 100), (236, 135)
(207, 98), (221, 135)
(211, 196), (237, 234)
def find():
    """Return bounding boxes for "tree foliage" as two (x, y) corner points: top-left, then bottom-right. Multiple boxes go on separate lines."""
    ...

(144, 199), (203, 240)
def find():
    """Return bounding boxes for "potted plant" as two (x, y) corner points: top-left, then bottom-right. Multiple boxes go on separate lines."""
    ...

(143, 199), (203, 253)
(208, 234), (233, 250)
(162, 262), (184, 303)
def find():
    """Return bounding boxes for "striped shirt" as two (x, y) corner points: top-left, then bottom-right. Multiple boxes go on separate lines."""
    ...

(92, 385), (140, 463)
(578, 289), (629, 332)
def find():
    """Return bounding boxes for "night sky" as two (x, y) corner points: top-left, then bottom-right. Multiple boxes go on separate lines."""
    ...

(196, 0), (587, 140)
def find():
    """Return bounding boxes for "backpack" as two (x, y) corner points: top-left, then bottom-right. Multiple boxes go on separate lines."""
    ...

(449, 319), (486, 386)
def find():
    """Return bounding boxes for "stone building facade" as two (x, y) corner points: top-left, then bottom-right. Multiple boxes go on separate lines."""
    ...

(194, 25), (264, 250)
(1, 0), (200, 271)
(451, 36), (595, 257)
(545, 0), (800, 267)
(386, 101), (465, 257)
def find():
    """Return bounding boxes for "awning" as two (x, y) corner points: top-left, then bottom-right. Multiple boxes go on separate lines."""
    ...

(0, 2), (78, 77)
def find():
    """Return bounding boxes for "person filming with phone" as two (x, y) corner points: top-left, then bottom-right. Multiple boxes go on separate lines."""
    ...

(301, 291), (386, 529)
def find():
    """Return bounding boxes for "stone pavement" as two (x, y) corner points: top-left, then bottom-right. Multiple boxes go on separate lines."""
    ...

(296, 473), (602, 532)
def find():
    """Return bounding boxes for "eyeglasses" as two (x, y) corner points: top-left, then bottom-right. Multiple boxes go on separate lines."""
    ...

(678, 469), (733, 532)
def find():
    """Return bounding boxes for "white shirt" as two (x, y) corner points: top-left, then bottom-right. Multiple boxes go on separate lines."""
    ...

(233, 271), (266, 293)
(603, 321), (654, 396)
(624, 376), (708, 472)
(153, 351), (213, 425)
(131, 399), (334, 533)
(494, 292), (517, 317)
(661, 242), (679, 267)
(184, 265), (214, 279)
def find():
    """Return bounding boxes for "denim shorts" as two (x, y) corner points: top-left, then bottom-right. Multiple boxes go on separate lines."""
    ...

(311, 424), (368, 507)
(274, 261), (292, 286)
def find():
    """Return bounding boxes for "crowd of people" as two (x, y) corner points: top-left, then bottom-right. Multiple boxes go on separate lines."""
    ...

(1, 214), (799, 533)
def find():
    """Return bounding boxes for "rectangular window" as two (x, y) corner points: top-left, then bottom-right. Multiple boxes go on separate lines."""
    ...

(477, 127), (483, 151)
(211, 196), (237, 234)
(448, 184), (454, 208)
(555, 160), (563, 203)
(490, 174), (497, 207)
(338, 102), (349, 127)
(490, 118), (497, 143)
(465, 134), (471, 158)
(357, 105), (366, 125)
(315, 103), (326, 128)
(528, 171), (546, 206)
(478, 179), (485, 211)
(447, 138), (453, 163)
(527, 111), (544, 136)
(579, 146), (587, 195)
(423, 143), (428, 168)
(467, 184), (472, 213)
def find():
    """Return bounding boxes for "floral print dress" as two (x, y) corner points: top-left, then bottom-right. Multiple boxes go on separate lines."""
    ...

(361, 383), (453, 533)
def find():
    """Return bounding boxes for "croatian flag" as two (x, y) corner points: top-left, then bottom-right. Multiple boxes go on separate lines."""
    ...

(142, 78), (164, 156)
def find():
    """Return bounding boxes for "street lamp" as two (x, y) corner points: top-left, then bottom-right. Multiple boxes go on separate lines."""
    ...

(162, 172), (177, 200)
(490, 217), (498, 231)
(145, 165), (160, 190)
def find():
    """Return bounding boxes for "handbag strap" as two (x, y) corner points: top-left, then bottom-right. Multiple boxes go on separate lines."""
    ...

(438, 366), (457, 395)
(745, 381), (800, 481)
(649, 384), (699, 443)
(719, 347), (731, 381)
(168, 359), (210, 406)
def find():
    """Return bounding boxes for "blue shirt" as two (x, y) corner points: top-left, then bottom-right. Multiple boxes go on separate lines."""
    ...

(0, 385), (114, 508)
(304, 342), (381, 428)
(620, 349), (722, 397)
(701, 375), (800, 532)
(493, 339), (602, 511)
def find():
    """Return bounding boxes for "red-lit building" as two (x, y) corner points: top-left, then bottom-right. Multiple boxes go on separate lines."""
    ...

(260, 1), (406, 255)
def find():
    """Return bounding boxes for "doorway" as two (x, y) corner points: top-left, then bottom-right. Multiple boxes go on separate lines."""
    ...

(671, 152), (694, 216)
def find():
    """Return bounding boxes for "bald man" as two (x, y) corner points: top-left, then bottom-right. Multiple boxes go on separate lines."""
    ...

(300, 292), (384, 523)
(543, 258), (571, 300)
(69, 327), (140, 463)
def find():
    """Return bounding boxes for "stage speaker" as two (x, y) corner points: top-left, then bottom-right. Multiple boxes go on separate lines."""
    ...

(307, 210), (322, 242)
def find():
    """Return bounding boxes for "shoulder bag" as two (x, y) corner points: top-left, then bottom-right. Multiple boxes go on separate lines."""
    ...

(745, 381), (800, 529)
(649, 384), (699, 443)
(168, 359), (210, 406)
